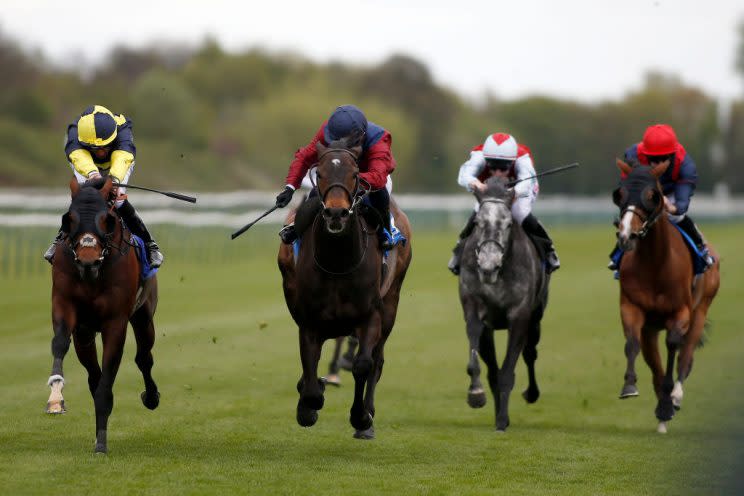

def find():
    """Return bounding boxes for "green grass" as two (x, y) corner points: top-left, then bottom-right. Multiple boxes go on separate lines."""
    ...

(0, 225), (743, 495)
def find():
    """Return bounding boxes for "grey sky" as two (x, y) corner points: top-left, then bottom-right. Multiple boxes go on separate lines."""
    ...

(2, 0), (742, 102)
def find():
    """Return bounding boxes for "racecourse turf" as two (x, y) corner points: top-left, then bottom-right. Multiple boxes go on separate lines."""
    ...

(0, 224), (742, 495)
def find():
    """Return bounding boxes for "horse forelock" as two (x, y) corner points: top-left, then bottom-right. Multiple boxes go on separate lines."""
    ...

(68, 186), (108, 235)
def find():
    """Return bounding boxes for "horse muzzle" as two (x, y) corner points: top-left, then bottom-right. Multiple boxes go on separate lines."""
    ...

(322, 207), (351, 234)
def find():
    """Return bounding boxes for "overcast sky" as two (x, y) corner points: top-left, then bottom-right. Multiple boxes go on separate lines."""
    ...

(1, 0), (742, 103)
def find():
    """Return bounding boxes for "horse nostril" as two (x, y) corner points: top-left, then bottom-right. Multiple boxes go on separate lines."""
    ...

(323, 208), (332, 217)
(340, 209), (350, 218)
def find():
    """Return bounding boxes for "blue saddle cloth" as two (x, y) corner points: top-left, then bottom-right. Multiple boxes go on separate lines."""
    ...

(131, 234), (158, 280)
(609, 224), (711, 277)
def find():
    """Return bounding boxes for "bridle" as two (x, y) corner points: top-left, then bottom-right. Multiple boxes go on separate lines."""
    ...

(475, 198), (510, 257)
(618, 189), (664, 240)
(67, 203), (132, 267)
(311, 148), (370, 214)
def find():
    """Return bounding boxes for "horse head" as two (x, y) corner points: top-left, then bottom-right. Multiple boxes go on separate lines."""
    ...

(612, 159), (668, 251)
(62, 177), (118, 279)
(315, 137), (364, 235)
(473, 177), (515, 284)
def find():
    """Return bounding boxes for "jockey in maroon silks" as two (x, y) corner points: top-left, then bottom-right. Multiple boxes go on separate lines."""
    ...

(275, 104), (398, 248)
(609, 123), (714, 272)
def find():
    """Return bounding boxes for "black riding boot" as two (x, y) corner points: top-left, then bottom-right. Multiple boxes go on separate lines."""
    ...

(43, 229), (66, 264)
(117, 200), (164, 268)
(448, 211), (477, 275)
(279, 191), (322, 244)
(521, 213), (560, 273)
(676, 215), (714, 269)
(368, 188), (393, 250)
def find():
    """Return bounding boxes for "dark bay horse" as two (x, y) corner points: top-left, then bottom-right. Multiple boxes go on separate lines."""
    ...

(613, 159), (720, 433)
(46, 178), (159, 453)
(458, 178), (549, 432)
(277, 138), (412, 439)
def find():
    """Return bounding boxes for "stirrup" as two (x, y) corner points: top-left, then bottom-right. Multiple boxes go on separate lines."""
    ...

(546, 252), (560, 273)
(279, 224), (297, 244)
(147, 241), (163, 268)
(43, 243), (56, 263)
(607, 260), (618, 271)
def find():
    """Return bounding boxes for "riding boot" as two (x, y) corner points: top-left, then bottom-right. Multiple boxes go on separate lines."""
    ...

(117, 200), (164, 268)
(521, 213), (560, 273)
(608, 241), (623, 271)
(676, 215), (714, 269)
(448, 211), (477, 275)
(368, 189), (393, 251)
(43, 229), (66, 264)
(282, 194), (322, 244)
(279, 224), (298, 244)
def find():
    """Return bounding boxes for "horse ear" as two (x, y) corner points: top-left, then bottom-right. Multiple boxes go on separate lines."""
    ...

(316, 141), (327, 156)
(616, 158), (633, 176)
(350, 145), (363, 159)
(650, 161), (671, 178)
(100, 177), (113, 199)
(70, 178), (80, 198)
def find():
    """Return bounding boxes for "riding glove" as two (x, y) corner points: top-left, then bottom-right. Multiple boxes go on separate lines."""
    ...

(275, 186), (295, 208)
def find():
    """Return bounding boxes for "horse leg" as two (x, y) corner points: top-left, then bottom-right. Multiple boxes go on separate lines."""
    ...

(495, 320), (529, 432)
(619, 302), (644, 398)
(296, 328), (324, 427)
(522, 318), (541, 404)
(464, 300), (487, 408)
(354, 343), (385, 440)
(131, 302), (160, 410)
(324, 336), (344, 387)
(478, 330), (500, 426)
(46, 308), (76, 414)
(674, 304), (709, 410)
(350, 313), (381, 434)
(94, 319), (128, 453)
(654, 316), (688, 430)
(72, 332), (101, 399)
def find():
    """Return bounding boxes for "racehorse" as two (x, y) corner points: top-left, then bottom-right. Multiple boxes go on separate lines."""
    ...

(277, 137), (412, 439)
(612, 159), (720, 433)
(46, 177), (160, 453)
(458, 177), (549, 432)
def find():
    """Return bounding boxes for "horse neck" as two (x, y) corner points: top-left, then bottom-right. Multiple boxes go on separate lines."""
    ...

(636, 214), (675, 264)
(312, 213), (366, 273)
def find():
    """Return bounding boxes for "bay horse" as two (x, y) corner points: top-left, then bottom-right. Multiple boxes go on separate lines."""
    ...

(458, 178), (549, 432)
(277, 138), (412, 439)
(46, 177), (159, 453)
(613, 159), (720, 433)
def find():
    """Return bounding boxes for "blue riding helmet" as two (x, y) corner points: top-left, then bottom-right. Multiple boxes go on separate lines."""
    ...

(324, 105), (368, 143)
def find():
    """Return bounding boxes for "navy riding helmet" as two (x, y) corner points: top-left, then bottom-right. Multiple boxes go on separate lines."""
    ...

(324, 105), (368, 143)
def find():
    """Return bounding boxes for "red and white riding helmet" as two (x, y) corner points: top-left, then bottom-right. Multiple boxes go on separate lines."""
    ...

(482, 133), (518, 161)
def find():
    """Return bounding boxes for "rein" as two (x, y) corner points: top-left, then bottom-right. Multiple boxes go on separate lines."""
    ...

(620, 201), (663, 240)
(311, 214), (371, 276)
(67, 203), (133, 267)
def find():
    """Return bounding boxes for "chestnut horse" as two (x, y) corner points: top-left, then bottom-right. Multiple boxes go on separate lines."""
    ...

(46, 178), (159, 453)
(612, 159), (719, 433)
(278, 138), (412, 439)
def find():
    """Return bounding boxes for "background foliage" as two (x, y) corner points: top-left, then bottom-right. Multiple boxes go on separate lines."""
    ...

(0, 29), (742, 193)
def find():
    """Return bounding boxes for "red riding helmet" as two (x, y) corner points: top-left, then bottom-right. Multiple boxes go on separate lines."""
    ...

(638, 124), (678, 157)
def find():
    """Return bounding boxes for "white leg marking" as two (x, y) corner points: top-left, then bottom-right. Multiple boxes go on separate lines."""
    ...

(657, 421), (668, 434)
(671, 381), (684, 408)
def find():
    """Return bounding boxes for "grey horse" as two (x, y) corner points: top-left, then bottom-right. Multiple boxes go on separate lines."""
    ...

(458, 177), (550, 432)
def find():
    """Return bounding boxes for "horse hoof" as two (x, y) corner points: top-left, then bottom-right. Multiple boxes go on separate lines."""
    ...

(141, 390), (160, 410)
(655, 400), (675, 422)
(350, 412), (373, 431)
(522, 388), (540, 404)
(45, 401), (66, 414)
(297, 406), (318, 427)
(323, 374), (341, 387)
(496, 419), (510, 432)
(619, 385), (639, 399)
(657, 422), (668, 434)
(467, 389), (487, 409)
(353, 427), (375, 440)
(95, 445), (108, 454)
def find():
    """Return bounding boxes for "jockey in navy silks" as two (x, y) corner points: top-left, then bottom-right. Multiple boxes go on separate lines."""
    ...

(609, 123), (714, 273)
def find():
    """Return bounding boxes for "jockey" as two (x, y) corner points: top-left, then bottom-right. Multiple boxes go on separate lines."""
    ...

(448, 132), (561, 274)
(44, 105), (164, 268)
(608, 123), (713, 272)
(275, 104), (398, 249)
